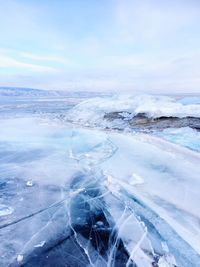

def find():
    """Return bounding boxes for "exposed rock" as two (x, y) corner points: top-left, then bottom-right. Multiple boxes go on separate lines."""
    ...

(104, 111), (200, 131)
(104, 111), (131, 121)
(130, 116), (200, 130)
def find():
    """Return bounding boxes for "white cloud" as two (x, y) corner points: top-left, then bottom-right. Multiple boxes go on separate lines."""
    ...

(114, 0), (199, 44)
(0, 53), (58, 73)
(0, 0), (200, 93)
(20, 52), (72, 65)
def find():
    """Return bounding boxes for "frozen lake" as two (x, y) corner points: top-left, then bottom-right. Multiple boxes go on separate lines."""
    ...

(0, 92), (200, 267)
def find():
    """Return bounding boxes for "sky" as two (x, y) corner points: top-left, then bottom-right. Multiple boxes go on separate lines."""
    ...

(0, 0), (200, 93)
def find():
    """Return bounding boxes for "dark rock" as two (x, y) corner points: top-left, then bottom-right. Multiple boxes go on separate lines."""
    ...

(104, 111), (200, 131)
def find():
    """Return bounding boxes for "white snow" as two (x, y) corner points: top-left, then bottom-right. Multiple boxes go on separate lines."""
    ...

(67, 94), (200, 128)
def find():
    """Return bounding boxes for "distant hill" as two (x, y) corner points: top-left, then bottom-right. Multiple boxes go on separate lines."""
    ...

(0, 87), (109, 98)
(0, 87), (59, 97)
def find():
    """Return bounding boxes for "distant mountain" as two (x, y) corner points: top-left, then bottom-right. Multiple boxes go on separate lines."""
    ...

(0, 87), (59, 97)
(0, 87), (109, 98)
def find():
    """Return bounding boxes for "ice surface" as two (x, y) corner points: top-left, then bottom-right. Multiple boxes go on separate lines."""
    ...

(156, 127), (200, 151)
(0, 93), (200, 267)
(178, 96), (200, 105)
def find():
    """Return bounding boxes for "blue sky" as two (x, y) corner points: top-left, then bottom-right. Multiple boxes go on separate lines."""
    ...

(0, 0), (200, 92)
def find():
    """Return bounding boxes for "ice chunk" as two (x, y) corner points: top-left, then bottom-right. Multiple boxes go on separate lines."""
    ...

(17, 254), (23, 262)
(34, 240), (46, 248)
(26, 180), (34, 187)
(0, 204), (14, 216)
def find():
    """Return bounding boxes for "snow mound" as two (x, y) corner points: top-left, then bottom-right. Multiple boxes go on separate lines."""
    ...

(68, 94), (200, 128)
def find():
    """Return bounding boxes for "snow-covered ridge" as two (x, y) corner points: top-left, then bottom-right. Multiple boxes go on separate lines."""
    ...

(67, 94), (200, 128)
